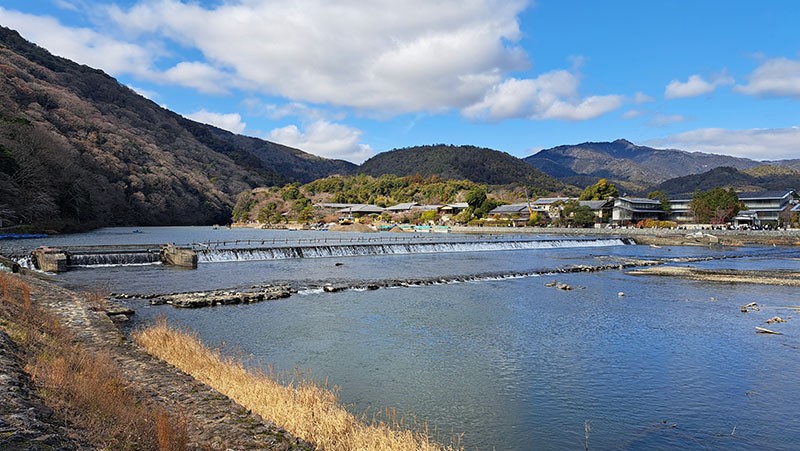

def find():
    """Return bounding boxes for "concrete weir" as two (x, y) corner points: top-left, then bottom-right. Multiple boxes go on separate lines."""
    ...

(30, 244), (198, 272)
(31, 248), (68, 273)
(159, 244), (198, 269)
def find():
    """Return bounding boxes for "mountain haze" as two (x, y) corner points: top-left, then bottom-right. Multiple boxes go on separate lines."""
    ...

(0, 26), (354, 231)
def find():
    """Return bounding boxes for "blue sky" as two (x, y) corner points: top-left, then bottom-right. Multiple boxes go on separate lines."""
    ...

(1, 1), (798, 163)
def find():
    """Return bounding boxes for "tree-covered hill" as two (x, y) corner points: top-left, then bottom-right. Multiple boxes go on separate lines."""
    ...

(0, 26), (354, 232)
(649, 166), (800, 196)
(525, 139), (761, 186)
(358, 144), (573, 195)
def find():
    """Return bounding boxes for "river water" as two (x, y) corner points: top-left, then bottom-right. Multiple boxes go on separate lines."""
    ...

(5, 227), (800, 450)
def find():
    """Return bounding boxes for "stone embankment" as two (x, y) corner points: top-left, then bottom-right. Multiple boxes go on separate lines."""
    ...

(1, 273), (312, 450)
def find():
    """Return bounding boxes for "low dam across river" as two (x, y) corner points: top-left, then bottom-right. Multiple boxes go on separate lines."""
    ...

(25, 236), (632, 272)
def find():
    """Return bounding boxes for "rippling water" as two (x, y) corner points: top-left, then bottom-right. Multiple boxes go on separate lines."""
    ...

(6, 227), (800, 450)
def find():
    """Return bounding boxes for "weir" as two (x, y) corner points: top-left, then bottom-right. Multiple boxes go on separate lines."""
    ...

(195, 237), (632, 263)
(27, 237), (632, 270)
(29, 244), (190, 272)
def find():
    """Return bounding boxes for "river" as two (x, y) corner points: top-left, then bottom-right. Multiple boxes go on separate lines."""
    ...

(5, 226), (800, 450)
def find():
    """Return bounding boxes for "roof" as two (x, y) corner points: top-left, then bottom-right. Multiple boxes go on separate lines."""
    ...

(385, 202), (418, 211)
(489, 204), (529, 214)
(316, 203), (359, 209)
(412, 204), (442, 211)
(532, 197), (571, 205)
(617, 197), (661, 205)
(337, 204), (384, 214)
(737, 190), (797, 201)
(442, 202), (469, 209)
(579, 200), (610, 210)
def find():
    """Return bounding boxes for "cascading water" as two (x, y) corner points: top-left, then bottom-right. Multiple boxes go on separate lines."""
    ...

(68, 252), (161, 267)
(197, 237), (630, 263)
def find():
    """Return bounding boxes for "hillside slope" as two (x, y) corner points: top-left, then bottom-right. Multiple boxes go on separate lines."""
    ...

(358, 144), (572, 194)
(650, 166), (800, 196)
(0, 26), (354, 231)
(525, 139), (760, 185)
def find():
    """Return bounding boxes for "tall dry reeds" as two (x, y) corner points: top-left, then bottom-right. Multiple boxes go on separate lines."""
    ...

(0, 273), (187, 450)
(134, 318), (463, 451)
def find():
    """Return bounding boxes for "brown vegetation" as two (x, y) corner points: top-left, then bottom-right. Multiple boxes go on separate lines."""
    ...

(0, 273), (187, 449)
(134, 318), (463, 451)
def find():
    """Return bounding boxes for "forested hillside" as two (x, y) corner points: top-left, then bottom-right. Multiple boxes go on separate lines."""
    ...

(0, 26), (353, 232)
(358, 144), (573, 195)
(525, 139), (761, 186)
(649, 166), (800, 195)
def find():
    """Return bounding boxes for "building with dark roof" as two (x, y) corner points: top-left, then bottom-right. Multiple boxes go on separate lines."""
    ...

(612, 197), (663, 225)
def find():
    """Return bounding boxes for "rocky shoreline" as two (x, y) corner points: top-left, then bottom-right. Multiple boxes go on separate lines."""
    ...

(628, 266), (800, 286)
(452, 226), (800, 247)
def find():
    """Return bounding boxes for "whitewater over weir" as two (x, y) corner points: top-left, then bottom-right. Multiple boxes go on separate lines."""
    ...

(195, 237), (631, 263)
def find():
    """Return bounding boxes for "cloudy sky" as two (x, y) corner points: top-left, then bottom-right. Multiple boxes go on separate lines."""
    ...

(1, 0), (798, 163)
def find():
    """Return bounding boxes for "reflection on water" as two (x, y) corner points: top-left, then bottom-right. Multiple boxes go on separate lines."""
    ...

(9, 227), (800, 450)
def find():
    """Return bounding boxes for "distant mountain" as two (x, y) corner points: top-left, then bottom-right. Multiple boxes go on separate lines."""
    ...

(525, 139), (761, 185)
(358, 144), (573, 194)
(0, 26), (354, 231)
(650, 166), (800, 196)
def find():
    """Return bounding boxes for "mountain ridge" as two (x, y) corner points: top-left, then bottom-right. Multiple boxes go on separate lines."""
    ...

(524, 138), (763, 186)
(0, 26), (354, 231)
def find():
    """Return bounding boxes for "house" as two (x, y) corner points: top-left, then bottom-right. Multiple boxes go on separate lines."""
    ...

(488, 204), (530, 218)
(667, 198), (693, 223)
(439, 202), (469, 214)
(531, 197), (571, 218)
(384, 202), (419, 213)
(734, 190), (798, 226)
(612, 197), (663, 225)
(336, 204), (384, 218)
(578, 199), (612, 222)
(670, 190), (798, 226)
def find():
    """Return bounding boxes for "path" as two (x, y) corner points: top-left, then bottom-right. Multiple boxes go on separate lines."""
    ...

(4, 273), (313, 450)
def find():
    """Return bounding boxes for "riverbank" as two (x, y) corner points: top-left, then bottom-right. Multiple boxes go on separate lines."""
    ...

(0, 272), (312, 450)
(450, 226), (800, 246)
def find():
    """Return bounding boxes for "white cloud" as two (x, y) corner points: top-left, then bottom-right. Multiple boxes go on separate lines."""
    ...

(127, 84), (159, 101)
(161, 61), (232, 95)
(0, 8), (155, 77)
(633, 91), (654, 104)
(103, 0), (530, 114)
(645, 126), (800, 161)
(648, 114), (685, 127)
(269, 120), (374, 163)
(462, 70), (623, 121)
(185, 109), (246, 134)
(664, 73), (734, 99)
(736, 57), (800, 98)
(622, 110), (644, 119)
(53, 0), (80, 12)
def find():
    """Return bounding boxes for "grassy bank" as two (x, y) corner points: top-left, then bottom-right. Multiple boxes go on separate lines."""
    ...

(0, 273), (187, 450)
(134, 318), (463, 451)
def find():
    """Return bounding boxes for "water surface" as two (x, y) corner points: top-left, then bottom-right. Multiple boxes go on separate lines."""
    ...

(7, 227), (799, 450)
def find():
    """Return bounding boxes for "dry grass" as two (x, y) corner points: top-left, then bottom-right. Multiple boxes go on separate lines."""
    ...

(0, 273), (187, 450)
(135, 318), (463, 451)
(81, 284), (110, 312)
